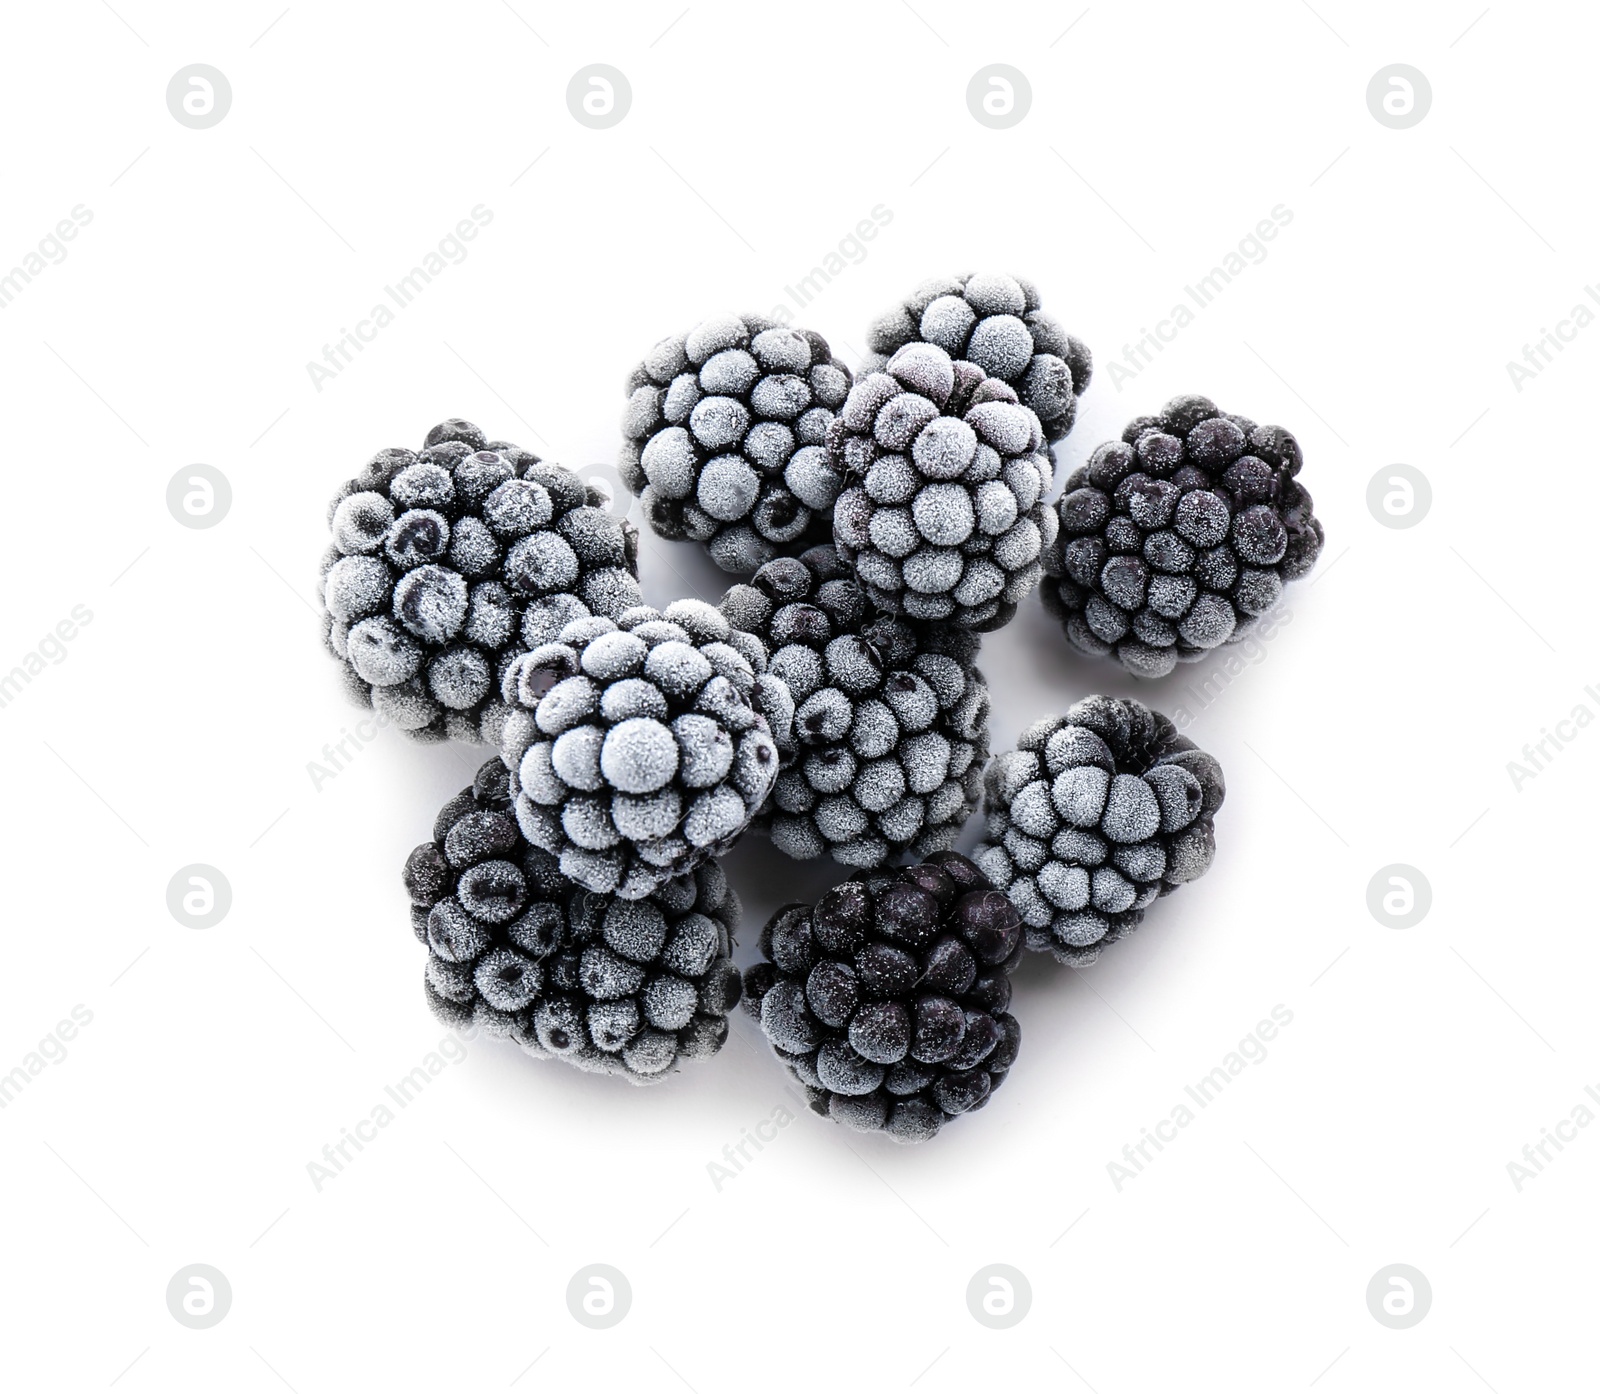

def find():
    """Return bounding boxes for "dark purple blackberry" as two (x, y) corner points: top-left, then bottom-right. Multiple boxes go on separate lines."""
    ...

(974, 697), (1224, 966)
(741, 852), (1023, 1143)
(619, 314), (853, 575)
(719, 544), (989, 868)
(499, 599), (792, 900)
(861, 272), (1092, 445)
(829, 343), (1056, 631)
(407, 760), (743, 1083)
(319, 418), (643, 744)
(1041, 395), (1324, 678)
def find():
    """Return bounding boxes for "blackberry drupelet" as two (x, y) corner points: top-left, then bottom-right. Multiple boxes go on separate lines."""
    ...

(619, 313), (854, 574)
(720, 544), (990, 868)
(1041, 395), (1324, 678)
(974, 696), (1224, 966)
(407, 760), (743, 1083)
(319, 418), (643, 744)
(829, 343), (1057, 630)
(499, 599), (791, 900)
(861, 272), (1092, 445)
(741, 852), (1023, 1142)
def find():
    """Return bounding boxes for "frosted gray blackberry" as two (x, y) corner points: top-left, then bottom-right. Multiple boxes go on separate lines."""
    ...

(861, 273), (1091, 445)
(720, 544), (989, 869)
(499, 599), (791, 900)
(407, 760), (743, 1083)
(741, 852), (1023, 1143)
(828, 343), (1056, 631)
(319, 419), (643, 744)
(619, 313), (853, 575)
(1041, 395), (1324, 678)
(974, 697), (1224, 966)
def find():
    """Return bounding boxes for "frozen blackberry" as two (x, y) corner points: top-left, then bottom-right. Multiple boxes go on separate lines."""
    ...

(829, 343), (1056, 631)
(1041, 395), (1324, 678)
(407, 760), (743, 1083)
(974, 697), (1224, 966)
(720, 544), (990, 868)
(741, 852), (1023, 1142)
(319, 418), (643, 743)
(619, 314), (854, 575)
(861, 272), (1091, 445)
(499, 599), (791, 900)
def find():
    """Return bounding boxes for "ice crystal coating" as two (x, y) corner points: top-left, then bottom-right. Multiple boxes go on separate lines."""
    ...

(828, 344), (1056, 630)
(499, 599), (790, 899)
(319, 419), (642, 744)
(719, 544), (989, 867)
(742, 852), (1022, 1141)
(1041, 396), (1324, 677)
(860, 272), (1091, 445)
(619, 314), (853, 574)
(974, 696), (1225, 965)
(408, 760), (742, 1082)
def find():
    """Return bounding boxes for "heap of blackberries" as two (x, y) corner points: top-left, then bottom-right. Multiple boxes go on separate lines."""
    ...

(312, 268), (1326, 1142)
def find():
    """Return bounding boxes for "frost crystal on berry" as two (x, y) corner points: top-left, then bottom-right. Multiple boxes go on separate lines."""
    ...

(1042, 396), (1324, 677)
(828, 344), (1056, 630)
(408, 760), (743, 1082)
(619, 314), (853, 574)
(720, 544), (989, 867)
(742, 852), (1023, 1142)
(975, 696), (1225, 965)
(319, 419), (642, 744)
(499, 599), (791, 899)
(860, 272), (1091, 446)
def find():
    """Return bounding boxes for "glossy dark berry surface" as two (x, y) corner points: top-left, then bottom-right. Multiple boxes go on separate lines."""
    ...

(319, 419), (642, 744)
(742, 851), (1023, 1142)
(407, 759), (743, 1083)
(1041, 395), (1324, 677)
(975, 696), (1225, 965)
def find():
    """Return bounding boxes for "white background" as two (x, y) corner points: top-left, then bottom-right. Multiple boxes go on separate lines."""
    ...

(1, 1), (1594, 1389)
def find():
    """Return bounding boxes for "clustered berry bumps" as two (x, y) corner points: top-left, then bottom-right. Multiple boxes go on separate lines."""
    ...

(499, 600), (790, 900)
(829, 343), (1056, 630)
(1042, 395), (1323, 678)
(620, 314), (853, 575)
(408, 760), (743, 1083)
(975, 697), (1225, 966)
(334, 267), (1316, 1136)
(741, 852), (1023, 1142)
(320, 419), (642, 743)
(719, 544), (989, 868)
(862, 272), (1092, 445)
